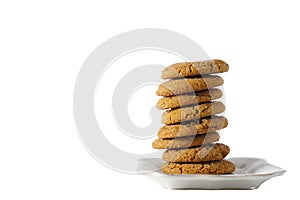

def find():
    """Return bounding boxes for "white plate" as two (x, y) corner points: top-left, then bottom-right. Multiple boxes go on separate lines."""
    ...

(137, 157), (285, 189)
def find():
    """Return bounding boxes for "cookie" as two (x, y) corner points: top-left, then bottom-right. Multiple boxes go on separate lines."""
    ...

(156, 75), (223, 97)
(161, 160), (235, 174)
(162, 101), (225, 125)
(157, 88), (222, 109)
(152, 132), (220, 149)
(162, 143), (230, 162)
(158, 115), (227, 139)
(162, 59), (229, 79)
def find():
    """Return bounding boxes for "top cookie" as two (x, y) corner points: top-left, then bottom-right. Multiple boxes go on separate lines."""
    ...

(162, 59), (229, 79)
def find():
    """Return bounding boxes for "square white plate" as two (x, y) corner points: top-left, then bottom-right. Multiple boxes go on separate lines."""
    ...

(137, 157), (285, 189)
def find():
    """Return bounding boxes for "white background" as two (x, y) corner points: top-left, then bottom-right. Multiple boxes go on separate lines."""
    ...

(0, 0), (299, 199)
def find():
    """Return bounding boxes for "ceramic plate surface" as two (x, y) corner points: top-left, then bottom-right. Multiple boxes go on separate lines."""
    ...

(137, 157), (285, 189)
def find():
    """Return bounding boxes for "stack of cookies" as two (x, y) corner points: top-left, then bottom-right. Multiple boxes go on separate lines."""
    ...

(152, 59), (235, 174)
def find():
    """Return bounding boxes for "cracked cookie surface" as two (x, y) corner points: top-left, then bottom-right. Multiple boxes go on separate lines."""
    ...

(156, 75), (223, 97)
(158, 115), (227, 139)
(161, 59), (229, 79)
(162, 143), (230, 162)
(152, 132), (220, 149)
(161, 160), (235, 174)
(157, 89), (222, 109)
(162, 101), (225, 125)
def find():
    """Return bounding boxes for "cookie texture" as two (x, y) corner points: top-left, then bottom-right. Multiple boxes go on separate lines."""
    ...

(162, 101), (225, 125)
(156, 75), (224, 97)
(162, 143), (230, 162)
(157, 89), (222, 109)
(162, 59), (229, 79)
(161, 160), (235, 174)
(152, 132), (220, 149)
(158, 116), (227, 139)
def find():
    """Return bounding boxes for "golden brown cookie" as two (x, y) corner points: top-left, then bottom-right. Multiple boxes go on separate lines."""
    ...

(152, 132), (220, 149)
(156, 75), (223, 97)
(158, 116), (227, 139)
(161, 59), (229, 79)
(161, 160), (235, 174)
(162, 101), (225, 125)
(157, 89), (222, 109)
(162, 143), (230, 162)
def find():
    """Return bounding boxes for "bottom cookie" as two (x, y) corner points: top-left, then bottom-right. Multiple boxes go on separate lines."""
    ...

(161, 160), (235, 174)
